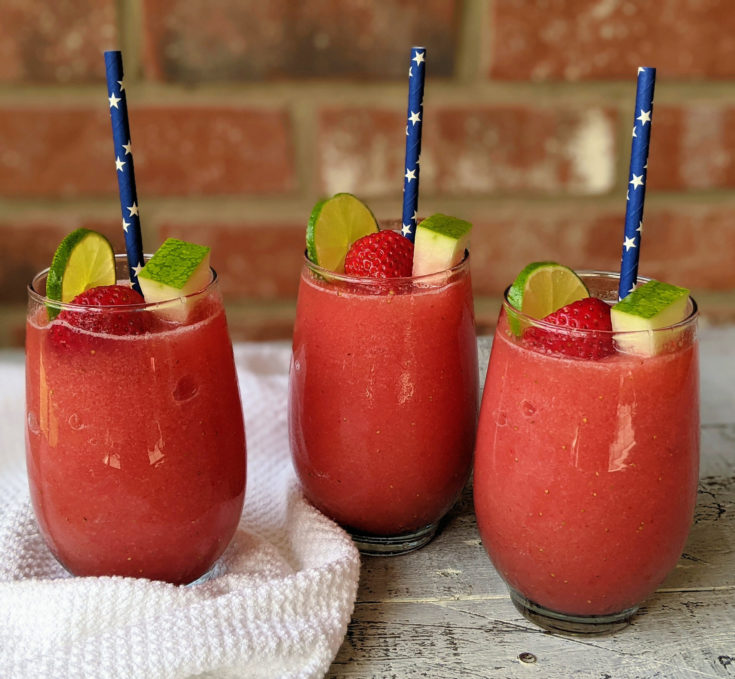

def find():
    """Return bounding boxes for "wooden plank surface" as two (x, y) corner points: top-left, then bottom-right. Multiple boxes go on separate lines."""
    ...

(328, 330), (735, 678)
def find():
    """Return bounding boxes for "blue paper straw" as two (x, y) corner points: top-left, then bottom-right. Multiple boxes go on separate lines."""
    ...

(104, 50), (145, 293)
(618, 66), (656, 299)
(400, 46), (426, 243)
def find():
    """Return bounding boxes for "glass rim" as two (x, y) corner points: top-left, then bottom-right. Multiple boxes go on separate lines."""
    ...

(28, 253), (219, 312)
(503, 270), (699, 335)
(301, 249), (470, 285)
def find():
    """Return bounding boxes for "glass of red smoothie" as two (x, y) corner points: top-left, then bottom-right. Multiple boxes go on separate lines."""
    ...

(25, 255), (246, 585)
(474, 271), (699, 634)
(288, 250), (478, 555)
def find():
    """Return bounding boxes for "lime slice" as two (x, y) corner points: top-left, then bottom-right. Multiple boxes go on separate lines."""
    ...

(306, 193), (379, 272)
(506, 261), (589, 335)
(46, 228), (116, 315)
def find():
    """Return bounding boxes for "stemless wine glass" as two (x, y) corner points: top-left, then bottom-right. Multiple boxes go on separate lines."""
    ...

(474, 271), (699, 634)
(288, 247), (478, 555)
(25, 254), (246, 585)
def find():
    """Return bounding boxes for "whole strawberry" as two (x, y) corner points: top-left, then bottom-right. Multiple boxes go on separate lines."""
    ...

(50, 285), (152, 350)
(523, 297), (615, 360)
(344, 230), (414, 278)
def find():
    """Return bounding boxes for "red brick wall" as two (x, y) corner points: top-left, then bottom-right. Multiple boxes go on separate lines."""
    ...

(2, 0), (734, 346)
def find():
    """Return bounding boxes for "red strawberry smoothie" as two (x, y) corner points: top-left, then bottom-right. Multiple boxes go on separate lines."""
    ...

(474, 281), (699, 620)
(25, 276), (246, 585)
(288, 255), (478, 546)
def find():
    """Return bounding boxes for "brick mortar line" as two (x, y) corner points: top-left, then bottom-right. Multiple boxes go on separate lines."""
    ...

(3, 191), (735, 221)
(454, 0), (490, 84)
(118, 0), (143, 78)
(288, 95), (318, 201)
(4, 81), (735, 104)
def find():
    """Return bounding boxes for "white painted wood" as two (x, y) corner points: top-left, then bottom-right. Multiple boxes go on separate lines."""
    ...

(328, 330), (735, 678)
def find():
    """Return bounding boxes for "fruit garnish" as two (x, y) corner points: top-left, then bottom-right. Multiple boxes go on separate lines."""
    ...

(611, 279), (691, 356)
(137, 238), (211, 321)
(506, 261), (589, 336)
(46, 228), (116, 318)
(411, 213), (472, 276)
(523, 297), (615, 360)
(49, 285), (150, 350)
(344, 230), (414, 279)
(306, 193), (379, 272)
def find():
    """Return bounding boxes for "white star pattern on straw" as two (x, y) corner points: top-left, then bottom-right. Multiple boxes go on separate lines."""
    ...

(637, 109), (652, 125)
(619, 65), (655, 300)
(106, 50), (145, 293)
(401, 47), (425, 241)
(412, 210), (419, 222)
(629, 173), (644, 189)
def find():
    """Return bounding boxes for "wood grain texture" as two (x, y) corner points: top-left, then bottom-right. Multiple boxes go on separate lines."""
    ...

(329, 332), (735, 678)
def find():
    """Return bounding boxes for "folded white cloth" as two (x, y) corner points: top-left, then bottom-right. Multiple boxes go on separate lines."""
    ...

(0, 344), (361, 679)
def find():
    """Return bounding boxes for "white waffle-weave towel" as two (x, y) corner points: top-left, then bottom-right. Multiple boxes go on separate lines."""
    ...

(0, 343), (360, 679)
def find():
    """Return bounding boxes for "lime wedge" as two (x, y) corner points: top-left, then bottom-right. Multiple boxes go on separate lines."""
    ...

(138, 238), (212, 321)
(611, 280), (690, 356)
(412, 213), (472, 276)
(46, 228), (116, 315)
(506, 261), (589, 335)
(306, 193), (379, 272)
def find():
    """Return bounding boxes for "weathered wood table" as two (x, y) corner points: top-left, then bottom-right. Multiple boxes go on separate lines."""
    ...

(328, 329), (735, 679)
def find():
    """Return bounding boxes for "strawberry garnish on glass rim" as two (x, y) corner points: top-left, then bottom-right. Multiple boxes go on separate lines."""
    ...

(522, 297), (615, 360)
(49, 285), (152, 350)
(344, 230), (414, 279)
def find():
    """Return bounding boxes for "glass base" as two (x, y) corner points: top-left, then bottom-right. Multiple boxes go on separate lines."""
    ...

(184, 562), (221, 587)
(349, 522), (438, 556)
(50, 553), (223, 586)
(510, 588), (638, 636)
